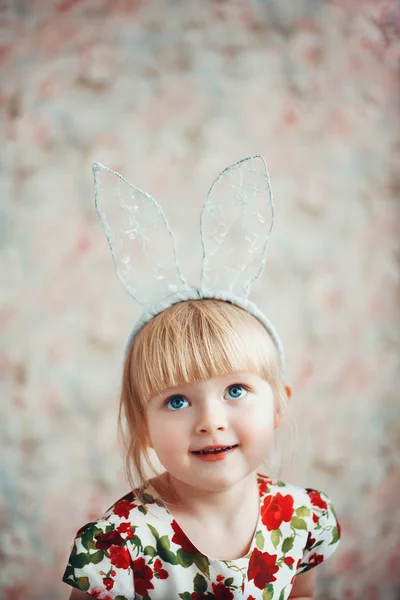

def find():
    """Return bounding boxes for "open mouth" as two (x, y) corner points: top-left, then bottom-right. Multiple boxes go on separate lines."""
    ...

(191, 444), (238, 455)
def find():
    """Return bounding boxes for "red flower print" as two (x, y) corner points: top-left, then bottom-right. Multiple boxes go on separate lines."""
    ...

(90, 588), (113, 600)
(191, 594), (209, 600)
(312, 512), (319, 524)
(171, 520), (198, 555)
(109, 545), (131, 570)
(305, 532), (317, 550)
(306, 489), (328, 510)
(248, 548), (279, 589)
(113, 498), (135, 519)
(132, 557), (154, 596)
(284, 556), (295, 566)
(247, 596), (256, 600)
(110, 569), (116, 577)
(212, 582), (234, 599)
(308, 553), (324, 567)
(216, 574), (224, 582)
(154, 558), (169, 580)
(117, 522), (134, 538)
(103, 577), (114, 591)
(95, 530), (124, 550)
(258, 478), (270, 496)
(261, 493), (294, 531)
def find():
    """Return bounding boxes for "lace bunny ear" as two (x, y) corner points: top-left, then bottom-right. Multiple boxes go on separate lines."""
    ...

(200, 155), (274, 298)
(93, 163), (187, 305)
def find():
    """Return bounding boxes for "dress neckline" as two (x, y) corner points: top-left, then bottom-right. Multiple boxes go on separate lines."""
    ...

(144, 474), (268, 563)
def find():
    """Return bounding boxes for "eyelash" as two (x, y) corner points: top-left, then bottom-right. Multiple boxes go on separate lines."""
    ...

(163, 383), (251, 408)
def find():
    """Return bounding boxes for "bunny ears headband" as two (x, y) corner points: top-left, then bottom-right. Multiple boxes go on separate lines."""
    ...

(93, 155), (284, 364)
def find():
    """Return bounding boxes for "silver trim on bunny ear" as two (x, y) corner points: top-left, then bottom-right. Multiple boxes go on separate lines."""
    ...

(93, 157), (285, 366)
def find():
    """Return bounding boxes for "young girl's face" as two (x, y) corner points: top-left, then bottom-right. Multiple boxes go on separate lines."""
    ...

(146, 371), (279, 493)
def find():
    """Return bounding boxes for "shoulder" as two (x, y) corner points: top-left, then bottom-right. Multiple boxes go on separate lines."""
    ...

(63, 487), (165, 598)
(256, 474), (341, 573)
(258, 473), (337, 511)
(103, 488), (162, 521)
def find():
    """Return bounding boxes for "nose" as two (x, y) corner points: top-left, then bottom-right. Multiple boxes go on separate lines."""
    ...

(195, 401), (228, 435)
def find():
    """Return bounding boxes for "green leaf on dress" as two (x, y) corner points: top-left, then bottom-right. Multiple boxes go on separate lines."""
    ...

(278, 587), (286, 600)
(144, 545), (157, 557)
(177, 548), (195, 568)
(82, 540), (96, 551)
(193, 573), (208, 593)
(131, 534), (143, 550)
(63, 566), (75, 581)
(69, 552), (92, 569)
(179, 593), (192, 600)
(157, 536), (178, 565)
(330, 526), (340, 545)
(140, 493), (156, 504)
(224, 577), (234, 587)
(77, 577), (90, 591)
(271, 529), (282, 548)
(282, 537), (294, 553)
(90, 550), (104, 564)
(159, 535), (171, 549)
(256, 530), (265, 550)
(115, 596), (129, 600)
(296, 506), (311, 517)
(291, 517), (307, 530)
(262, 583), (274, 600)
(193, 554), (210, 578)
(147, 523), (160, 540)
(80, 525), (102, 551)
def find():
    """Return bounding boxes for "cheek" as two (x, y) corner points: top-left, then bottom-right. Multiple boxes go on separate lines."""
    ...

(147, 411), (188, 454)
(237, 402), (276, 440)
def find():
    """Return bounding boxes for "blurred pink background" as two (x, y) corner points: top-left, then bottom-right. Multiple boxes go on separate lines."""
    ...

(1, 1), (399, 599)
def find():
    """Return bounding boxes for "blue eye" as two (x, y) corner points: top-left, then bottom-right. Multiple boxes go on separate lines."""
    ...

(225, 384), (247, 400)
(166, 395), (189, 411)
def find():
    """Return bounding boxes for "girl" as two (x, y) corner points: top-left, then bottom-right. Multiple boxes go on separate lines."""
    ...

(63, 157), (340, 600)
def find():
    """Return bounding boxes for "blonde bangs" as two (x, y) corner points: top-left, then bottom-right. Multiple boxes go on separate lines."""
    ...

(130, 299), (281, 404)
(120, 299), (291, 489)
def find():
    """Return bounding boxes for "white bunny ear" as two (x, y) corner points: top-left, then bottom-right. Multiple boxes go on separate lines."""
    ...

(93, 163), (187, 305)
(200, 155), (274, 298)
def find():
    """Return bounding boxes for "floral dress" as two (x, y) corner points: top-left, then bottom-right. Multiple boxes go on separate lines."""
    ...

(63, 474), (340, 600)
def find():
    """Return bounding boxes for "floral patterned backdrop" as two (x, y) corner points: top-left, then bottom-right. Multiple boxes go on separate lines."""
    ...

(1, 0), (399, 599)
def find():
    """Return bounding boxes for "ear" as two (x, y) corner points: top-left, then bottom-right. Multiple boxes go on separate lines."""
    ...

(274, 384), (292, 429)
(284, 384), (292, 400)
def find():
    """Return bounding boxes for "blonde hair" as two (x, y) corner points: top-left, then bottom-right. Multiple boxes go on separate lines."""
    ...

(119, 299), (290, 490)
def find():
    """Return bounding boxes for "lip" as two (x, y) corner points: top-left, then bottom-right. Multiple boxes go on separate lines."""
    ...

(190, 444), (238, 462)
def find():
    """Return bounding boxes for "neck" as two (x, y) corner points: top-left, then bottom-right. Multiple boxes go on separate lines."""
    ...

(164, 470), (259, 523)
